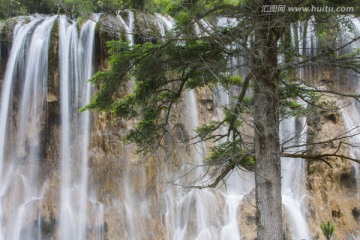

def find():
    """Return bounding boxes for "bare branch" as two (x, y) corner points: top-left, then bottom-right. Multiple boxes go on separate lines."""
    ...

(282, 152), (360, 164)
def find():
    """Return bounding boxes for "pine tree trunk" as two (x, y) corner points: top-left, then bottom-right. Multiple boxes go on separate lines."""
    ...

(253, 7), (284, 239)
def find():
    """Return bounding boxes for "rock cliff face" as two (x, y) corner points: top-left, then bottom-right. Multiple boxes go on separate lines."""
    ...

(0, 12), (359, 240)
(306, 98), (360, 239)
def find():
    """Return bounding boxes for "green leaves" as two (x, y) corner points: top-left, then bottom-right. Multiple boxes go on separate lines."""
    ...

(205, 139), (254, 170)
(0, 0), (56, 19)
(228, 75), (243, 86)
(278, 83), (321, 118)
(112, 94), (138, 119)
(320, 221), (335, 240)
(176, 11), (192, 26)
(85, 34), (229, 152)
(63, 0), (94, 16)
(195, 121), (222, 140)
(123, 107), (164, 153)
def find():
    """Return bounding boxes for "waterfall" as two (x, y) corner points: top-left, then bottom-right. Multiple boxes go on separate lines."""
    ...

(155, 13), (175, 36)
(0, 22), (3, 72)
(275, 20), (318, 239)
(184, 90), (218, 239)
(281, 116), (312, 239)
(162, 17), (257, 240)
(163, 81), (254, 239)
(340, 18), (360, 238)
(0, 15), (56, 240)
(117, 10), (135, 46)
(164, 90), (211, 240)
(58, 16), (78, 239)
(58, 14), (99, 240)
(214, 84), (254, 240)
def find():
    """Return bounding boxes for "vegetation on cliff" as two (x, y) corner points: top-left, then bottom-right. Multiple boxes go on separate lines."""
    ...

(0, 0), (168, 19)
(321, 221), (335, 240)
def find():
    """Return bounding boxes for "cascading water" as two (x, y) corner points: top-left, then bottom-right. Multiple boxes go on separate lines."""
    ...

(162, 89), (222, 240)
(281, 116), (312, 240)
(13, 15), (57, 240)
(160, 19), (244, 239)
(213, 45), (255, 240)
(117, 10), (135, 46)
(156, 13), (175, 36)
(0, 20), (39, 239)
(0, 22), (3, 72)
(341, 104), (360, 186)
(0, 13), (100, 240)
(341, 18), (360, 185)
(58, 14), (100, 240)
(339, 18), (360, 238)
(58, 16), (79, 239)
(0, 15), (56, 240)
(276, 20), (319, 240)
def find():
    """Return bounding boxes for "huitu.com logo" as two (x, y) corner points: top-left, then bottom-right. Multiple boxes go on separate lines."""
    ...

(261, 5), (354, 13)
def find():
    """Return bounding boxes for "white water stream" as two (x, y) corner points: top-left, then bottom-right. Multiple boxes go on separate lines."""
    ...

(339, 18), (360, 238)
(0, 15), (56, 240)
(117, 10), (135, 46)
(0, 14), (99, 240)
(58, 14), (99, 240)
(281, 117), (312, 240)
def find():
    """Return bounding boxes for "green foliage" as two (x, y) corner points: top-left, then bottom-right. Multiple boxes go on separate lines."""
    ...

(0, 0), (57, 19)
(123, 106), (164, 152)
(0, 0), (158, 18)
(243, 155), (254, 168)
(241, 96), (254, 109)
(320, 221), (335, 240)
(112, 94), (138, 119)
(86, 39), (227, 107)
(151, 0), (173, 13)
(85, 34), (229, 151)
(278, 83), (321, 118)
(205, 140), (254, 170)
(63, 0), (95, 16)
(229, 75), (243, 86)
(164, 0), (244, 34)
(176, 11), (191, 26)
(195, 121), (222, 140)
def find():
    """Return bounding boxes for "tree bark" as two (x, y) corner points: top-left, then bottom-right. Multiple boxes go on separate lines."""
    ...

(253, 5), (284, 239)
